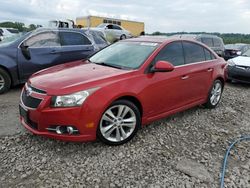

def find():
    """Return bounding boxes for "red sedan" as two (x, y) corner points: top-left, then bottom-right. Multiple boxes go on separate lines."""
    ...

(19, 37), (227, 145)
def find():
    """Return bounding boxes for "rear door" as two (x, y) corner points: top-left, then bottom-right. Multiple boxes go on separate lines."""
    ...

(181, 41), (216, 103)
(58, 31), (95, 61)
(17, 30), (62, 80)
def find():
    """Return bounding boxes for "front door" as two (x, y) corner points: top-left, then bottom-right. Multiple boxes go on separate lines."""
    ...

(18, 30), (62, 81)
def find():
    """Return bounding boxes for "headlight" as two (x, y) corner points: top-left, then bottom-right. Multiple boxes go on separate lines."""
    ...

(51, 87), (99, 107)
(227, 59), (236, 66)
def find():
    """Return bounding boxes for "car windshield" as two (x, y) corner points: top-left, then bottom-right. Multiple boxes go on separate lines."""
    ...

(89, 42), (159, 69)
(0, 32), (28, 45)
(242, 49), (250, 57)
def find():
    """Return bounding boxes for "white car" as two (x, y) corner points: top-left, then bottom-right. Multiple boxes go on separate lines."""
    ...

(227, 49), (250, 83)
(95, 23), (132, 43)
(0, 28), (19, 41)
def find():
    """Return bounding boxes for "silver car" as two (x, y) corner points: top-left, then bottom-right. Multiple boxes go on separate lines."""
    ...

(95, 23), (132, 43)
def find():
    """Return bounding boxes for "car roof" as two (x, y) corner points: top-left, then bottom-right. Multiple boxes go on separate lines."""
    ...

(172, 34), (222, 39)
(125, 36), (205, 44)
(125, 36), (169, 43)
(34, 27), (86, 33)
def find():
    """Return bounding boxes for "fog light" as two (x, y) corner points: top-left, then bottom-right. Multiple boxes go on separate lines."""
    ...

(67, 126), (74, 134)
(56, 126), (63, 134)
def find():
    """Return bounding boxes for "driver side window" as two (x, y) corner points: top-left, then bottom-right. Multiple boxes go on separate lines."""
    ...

(154, 42), (185, 66)
(24, 31), (60, 48)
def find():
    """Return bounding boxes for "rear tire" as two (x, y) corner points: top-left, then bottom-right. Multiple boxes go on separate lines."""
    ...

(204, 80), (223, 108)
(97, 100), (141, 145)
(0, 68), (11, 94)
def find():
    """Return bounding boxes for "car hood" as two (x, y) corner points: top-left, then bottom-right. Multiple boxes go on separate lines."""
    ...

(230, 56), (250, 67)
(29, 60), (133, 95)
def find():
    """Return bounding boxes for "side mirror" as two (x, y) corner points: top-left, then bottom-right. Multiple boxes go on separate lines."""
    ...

(20, 43), (31, 60)
(151, 61), (175, 73)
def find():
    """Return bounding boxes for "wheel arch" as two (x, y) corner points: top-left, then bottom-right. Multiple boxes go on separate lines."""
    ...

(114, 95), (143, 117)
(215, 76), (225, 89)
(0, 64), (13, 86)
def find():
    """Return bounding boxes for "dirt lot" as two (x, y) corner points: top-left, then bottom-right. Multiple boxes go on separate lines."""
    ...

(0, 83), (250, 187)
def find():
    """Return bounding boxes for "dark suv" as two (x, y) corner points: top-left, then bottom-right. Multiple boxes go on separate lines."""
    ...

(174, 34), (225, 57)
(0, 28), (108, 94)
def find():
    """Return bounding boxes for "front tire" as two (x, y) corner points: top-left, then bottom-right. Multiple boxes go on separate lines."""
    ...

(97, 100), (141, 145)
(0, 68), (11, 94)
(205, 80), (223, 108)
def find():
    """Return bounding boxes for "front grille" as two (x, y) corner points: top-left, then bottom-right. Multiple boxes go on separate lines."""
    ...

(21, 89), (42, 109)
(28, 119), (38, 130)
(29, 84), (46, 94)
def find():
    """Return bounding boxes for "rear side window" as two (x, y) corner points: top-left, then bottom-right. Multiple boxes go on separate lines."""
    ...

(113, 25), (122, 30)
(213, 38), (222, 47)
(201, 38), (213, 47)
(204, 48), (216, 60)
(90, 31), (107, 44)
(60, 32), (91, 46)
(154, 42), (185, 66)
(183, 42), (206, 64)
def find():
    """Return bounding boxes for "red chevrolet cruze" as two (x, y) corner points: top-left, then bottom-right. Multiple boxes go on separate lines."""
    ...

(19, 37), (227, 145)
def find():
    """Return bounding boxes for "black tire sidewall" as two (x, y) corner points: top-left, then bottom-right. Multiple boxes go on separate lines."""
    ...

(0, 68), (11, 94)
(97, 99), (141, 145)
(120, 35), (126, 40)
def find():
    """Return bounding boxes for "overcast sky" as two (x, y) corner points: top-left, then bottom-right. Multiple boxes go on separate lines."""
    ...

(1, 0), (250, 33)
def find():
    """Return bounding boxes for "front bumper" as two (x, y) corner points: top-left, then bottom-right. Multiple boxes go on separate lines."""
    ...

(227, 65), (250, 84)
(19, 85), (99, 142)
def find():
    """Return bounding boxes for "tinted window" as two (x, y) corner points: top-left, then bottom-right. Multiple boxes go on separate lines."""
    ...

(183, 42), (206, 64)
(201, 38), (213, 47)
(24, 31), (60, 47)
(154, 42), (184, 66)
(113, 25), (122, 30)
(213, 38), (222, 47)
(90, 31), (107, 44)
(204, 48), (212, 60)
(60, 32), (91, 46)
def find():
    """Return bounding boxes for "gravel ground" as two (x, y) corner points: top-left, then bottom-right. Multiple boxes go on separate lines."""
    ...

(0, 83), (250, 187)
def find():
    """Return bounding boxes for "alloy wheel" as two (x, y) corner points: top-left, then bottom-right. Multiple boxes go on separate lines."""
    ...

(0, 74), (5, 90)
(100, 105), (137, 143)
(210, 82), (222, 106)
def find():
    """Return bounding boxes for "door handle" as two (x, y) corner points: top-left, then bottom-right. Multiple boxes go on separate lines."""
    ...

(181, 75), (189, 80)
(207, 68), (213, 72)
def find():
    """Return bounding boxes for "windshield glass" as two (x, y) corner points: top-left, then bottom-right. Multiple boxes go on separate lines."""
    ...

(242, 49), (250, 57)
(89, 42), (159, 69)
(0, 33), (24, 44)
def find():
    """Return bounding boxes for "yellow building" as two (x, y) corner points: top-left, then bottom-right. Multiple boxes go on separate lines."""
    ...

(76, 16), (145, 37)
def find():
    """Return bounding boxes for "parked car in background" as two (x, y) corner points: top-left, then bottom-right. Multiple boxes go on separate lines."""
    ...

(0, 28), (108, 94)
(224, 43), (250, 60)
(174, 34), (225, 57)
(227, 49), (250, 83)
(82, 28), (110, 50)
(95, 23), (132, 43)
(19, 37), (226, 145)
(0, 27), (19, 41)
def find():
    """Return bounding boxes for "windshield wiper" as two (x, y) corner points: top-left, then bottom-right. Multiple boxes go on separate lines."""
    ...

(94, 62), (124, 69)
